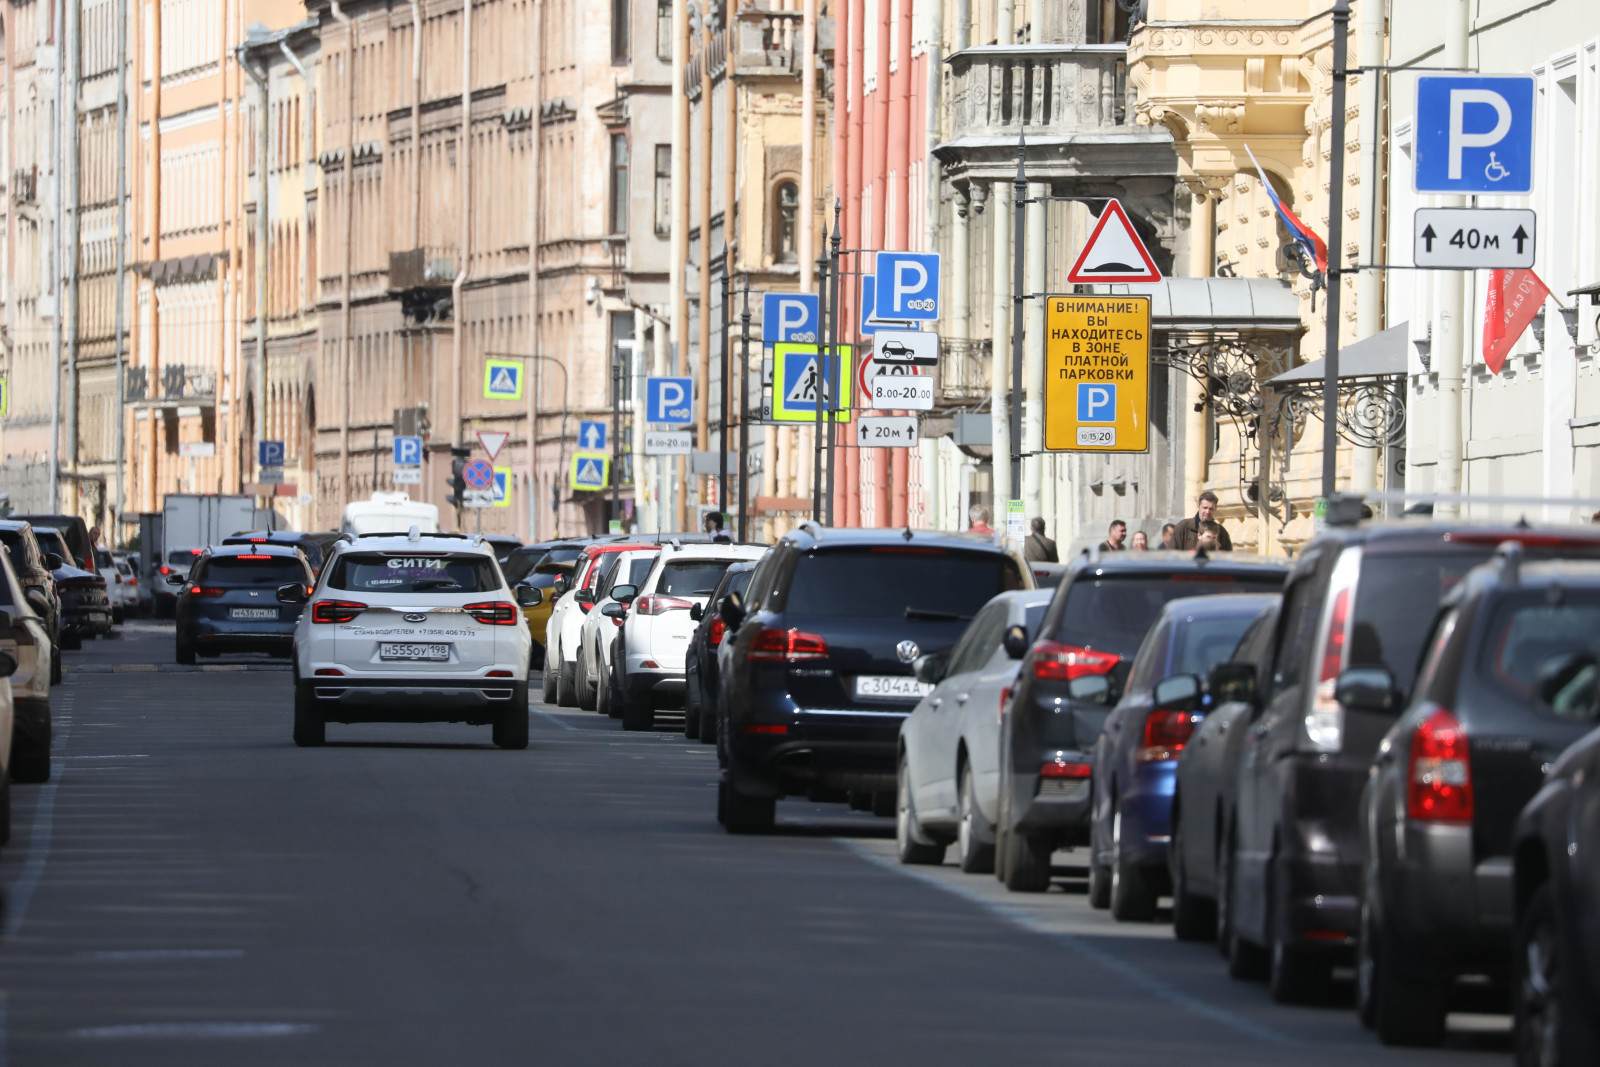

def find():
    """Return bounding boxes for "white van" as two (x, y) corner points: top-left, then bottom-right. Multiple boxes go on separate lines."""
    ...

(341, 492), (441, 537)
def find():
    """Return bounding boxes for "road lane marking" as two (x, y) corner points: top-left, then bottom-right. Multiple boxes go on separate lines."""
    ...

(72, 1022), (319, 1039)
(530, 707), (577, 731)
(834, 838), (1290, 1045)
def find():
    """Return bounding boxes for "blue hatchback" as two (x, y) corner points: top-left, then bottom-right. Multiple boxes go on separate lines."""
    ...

(174, 544), (314, 663)
(1088, 592), (1280, 921)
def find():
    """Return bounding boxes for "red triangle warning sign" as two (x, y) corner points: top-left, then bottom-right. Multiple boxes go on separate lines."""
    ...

(1066, 199), (1163, 284)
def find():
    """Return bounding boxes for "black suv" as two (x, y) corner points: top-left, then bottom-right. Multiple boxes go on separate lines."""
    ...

(684, 560), (757, 743)
(999, 548), (1288, 892)
(1358, 548), (1600, 1045)
(1211, 522), (1600, 1006)
(715, 526), (1029, 833)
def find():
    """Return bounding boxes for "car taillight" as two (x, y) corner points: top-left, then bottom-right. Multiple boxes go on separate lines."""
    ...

(1040, 759), (1091, 779)
(464, 602), (519, 625)
(236, 554), (272, 560)
(311, 600), (366, 624)
(1030, 640), (1119, 680)
(189, 586), (225, 598)
(999, 685), (1012, 724)
(1137, 710), (1200, 762)
(744, 724), (789, 735)
(1305, 581), (1354, 753)
(746, 628), (829, 662)
(159, 566), (170, 575)
(1407, 707), (1473, 822)
(636, 594), (693, 616)
(129, 577), (137, 586)
(708, 617), (727, 645)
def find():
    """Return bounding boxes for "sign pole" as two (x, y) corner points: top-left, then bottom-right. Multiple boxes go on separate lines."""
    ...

(611, 348), (621, 522)
(738, 277), (752, 541)
(1010, 135), (1027, 508)
(825, 204), (842, 527)
(719, 258), (731, 525)
(813, 248), (830, 522)
(1321, 0), (1350, 500)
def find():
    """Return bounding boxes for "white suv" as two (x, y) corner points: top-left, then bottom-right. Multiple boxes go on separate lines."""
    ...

(612, 543), (767, 730)
(284, 530), (535, 749)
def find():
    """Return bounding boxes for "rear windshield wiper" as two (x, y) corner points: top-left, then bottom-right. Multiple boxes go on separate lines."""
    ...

(904, 607), (967, 622)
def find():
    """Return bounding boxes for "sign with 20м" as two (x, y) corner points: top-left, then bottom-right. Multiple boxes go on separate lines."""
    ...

(1044, 295), (1151, 453)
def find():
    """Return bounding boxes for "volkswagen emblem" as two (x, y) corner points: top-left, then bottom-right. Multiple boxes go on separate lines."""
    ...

(404, 613), (428, 623)
(896, 640), (920, 664)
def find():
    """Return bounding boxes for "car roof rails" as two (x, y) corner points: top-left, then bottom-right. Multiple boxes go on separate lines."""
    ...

(1082, 543), (1101, 567)
(1494, 539), (1523, 585)
(796, 520), (822, 540)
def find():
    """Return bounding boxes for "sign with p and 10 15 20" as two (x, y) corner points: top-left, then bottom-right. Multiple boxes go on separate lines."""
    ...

(1043, 295), (1151, 453)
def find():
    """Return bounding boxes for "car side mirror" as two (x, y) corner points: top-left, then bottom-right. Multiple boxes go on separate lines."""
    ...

(1002, 624), (1030, 660)
(1207, 661), (1258, 706)
(913, 652), (948, 686)
(575, 587), (595, 606)
(515, 585), (541, 608)
(1067, 674), (1112, 705)
(601, 602), (627, 620)
(552, 576), (570, 597)
(719, 590), (745, 628)
(690, 602), (704, 621)
(1335, 667), (1398, 713)
(167, 572), (187, 586)
(609, 584), (637, 604)
(0, 652), (14, 678)
(1153, 673), (1203, 712)
(44, 553), (63, 570)
(276, 583), (309, 605)
(25, 589), (50, 616)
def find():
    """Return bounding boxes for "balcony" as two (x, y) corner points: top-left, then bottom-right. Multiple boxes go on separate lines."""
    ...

(939, 339), (991, 403)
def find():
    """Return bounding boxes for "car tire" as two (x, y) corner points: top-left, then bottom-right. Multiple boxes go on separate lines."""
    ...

(1170, 810), (1216, 942)
(1270, 936), (1332, 1005)
(1110, 806), (1159, 921)
(175, 633), (196, 665)
(1367, 901), (1448, 1046)
(556, 658), (577, 708)
(494, 684), (531, 750)
(721, 779), (774, 835)
(293, 681), (326, 747)
(594, 661), (612, 718)
(621, 696), (654, 732)
(1515, 881), (1598, 1067)
(541, 652), (558, 704)
(895, 759), (946, 865)
(575, 646), (598, 711)
(956, 762), (996, 874)
(1001, 829), (1052, 892)
(1087, 854), (1112, 908)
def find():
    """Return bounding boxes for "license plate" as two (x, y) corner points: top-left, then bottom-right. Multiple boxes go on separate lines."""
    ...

(230, 608), (277, 620)
(854, 675), (934, 700)
(380, 643), (450, 662)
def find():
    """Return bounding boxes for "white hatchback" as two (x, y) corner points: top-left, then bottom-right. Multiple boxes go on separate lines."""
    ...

(285, 531), (535, 749)
(614, 543), (767, 730)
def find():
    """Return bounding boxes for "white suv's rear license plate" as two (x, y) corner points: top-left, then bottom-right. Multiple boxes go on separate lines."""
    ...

(380, 643), (450, 662)
(854, 675), (933, 700)
(230, 608), (277, 620)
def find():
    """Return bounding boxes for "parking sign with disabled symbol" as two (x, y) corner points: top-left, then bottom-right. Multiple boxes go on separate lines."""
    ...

(1415, 76), (1535, 195)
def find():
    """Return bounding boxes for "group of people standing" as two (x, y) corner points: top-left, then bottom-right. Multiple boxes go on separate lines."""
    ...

(982, 490), (1235, 564)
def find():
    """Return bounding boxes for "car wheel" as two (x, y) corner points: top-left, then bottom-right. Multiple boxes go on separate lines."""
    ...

(1515, 882), (1598, 1067)
(683, 674), (701, 739)
(721, 779), (774, 835)
(493, 684), (530, 750)
(1087, 855), (1112, 908)
(175, 633), (196, 665)
(621, 695), (654, 732)
(1270, 934), (1331, 1005)
(575, 646), (599, 711)
(956, 761), (996, 874)
(293, 681), (326, 747)
(1357, 896), (1380, 1030)
(594, 661), (612, 718)
(1170, 809), (1216, 942)
(1001, 828), (1052, 892)
(555, 658), (577, 707)
(895, 758), (946, 865)
(1369, 908), (1448, 1046)
(1109, 807), (1159, 921)
(541, 650), (558, 704)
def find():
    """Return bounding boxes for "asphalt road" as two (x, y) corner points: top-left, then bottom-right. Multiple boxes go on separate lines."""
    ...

(0, 622), (1510, 1065)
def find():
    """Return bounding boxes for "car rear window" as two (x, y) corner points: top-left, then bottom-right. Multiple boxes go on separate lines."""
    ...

(200, 556), (306, 585)
(326, 553), (500, 594)
(659, 560), (735, 597)
(1484, 594), (1600, 721)
(1352, 553), (1483, 692)
(783, 549), (1025, 619)
(168, 549), (199, 566)
(1169, 613), (1260, 678)
(38, 533), (74, 566)
(1053, 574), (1282, 657)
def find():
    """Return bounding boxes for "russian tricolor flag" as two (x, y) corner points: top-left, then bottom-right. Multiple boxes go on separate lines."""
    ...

(1244, 145), (1328, 277)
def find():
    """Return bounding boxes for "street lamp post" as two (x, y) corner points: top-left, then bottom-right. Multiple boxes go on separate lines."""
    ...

(1321, 0), (1351, 500)
(738, 277), (752, 541)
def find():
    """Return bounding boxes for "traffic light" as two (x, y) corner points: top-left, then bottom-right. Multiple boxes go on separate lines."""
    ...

(446, 446), (471, 508)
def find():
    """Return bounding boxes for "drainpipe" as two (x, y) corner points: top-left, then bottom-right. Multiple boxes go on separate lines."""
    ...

(242, 53), (268, 491)
(66, 0), (81, 476)
(528, 0), (543, 539)
(800, 0), (816, 280)
(330, 1), (356, 511)
(113, 0), (130, 530)
(410, 1), (424, 248)
(669, 0), (689, 530)
(1351, 0), (1383, 494)
(48, 0), (64, 511)
(453, 0), (473, 461)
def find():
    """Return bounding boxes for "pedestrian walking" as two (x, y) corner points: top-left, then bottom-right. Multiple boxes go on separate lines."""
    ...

(1097, 519), (1128, 552)
(1173, 491), (1233, 551)
(1024, 518), (1058, 562)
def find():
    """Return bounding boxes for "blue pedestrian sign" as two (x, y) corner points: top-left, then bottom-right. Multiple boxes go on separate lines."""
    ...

(258, 440), (285, 468)
(762, 293), (819, 344)
(646, 377), (693, 425)
(1415, 75), (1535, 194)
(873, 252), (941, 322)
(578, 420), (608, 452)
(463, 459), (494, 490)
(570, 453), (609, 492)
(393, 435), (423, 467)
(483, 359), (524, 400)
(1077, 383), (1117, 424)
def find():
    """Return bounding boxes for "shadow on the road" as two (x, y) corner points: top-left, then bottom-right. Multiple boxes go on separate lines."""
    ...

(320, 740), (522, 751)
(770, 819), (895, 840)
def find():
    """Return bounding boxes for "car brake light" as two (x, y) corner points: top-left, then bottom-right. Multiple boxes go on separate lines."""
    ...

(635, 594), (693, 616)
(191, 549), (203, 555)
(236, 554), (273, 560)
(708, 617), (727, 645)
(1137, 710), (1200, 762)
(129, 577), (138, 586)
(744, 724), (789, 734)
(1304, 579), (1354, 753)
(1407, 707), (1473, 822)
(1040, 759), (1091, 779)
(746, 628), (829, 662)
(159, 566), (170, 575)
(464, 602), (519, 625)
(314, 668), (344, 676)
(487, 670), (513, 678)
(311, 600), (367, 624)
(1030, 640), (1119, 680)
(189, 586), (225, 598)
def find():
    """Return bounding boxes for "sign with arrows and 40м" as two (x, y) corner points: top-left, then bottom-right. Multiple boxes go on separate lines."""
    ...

(1414, 207), (1535, 269)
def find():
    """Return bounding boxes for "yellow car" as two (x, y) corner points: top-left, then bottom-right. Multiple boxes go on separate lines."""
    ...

(504, 541), (589, 669)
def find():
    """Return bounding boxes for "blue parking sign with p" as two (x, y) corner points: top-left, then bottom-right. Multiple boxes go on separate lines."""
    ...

(646, 377), (693, 425)
(1078, 383), (1116, 423)
(763, 293), (819, 344)
(873, 252), (941, 322)
(258, 440), (285, 468)
(393, 435), (423, 466)
(1415, 75), (1535, 194)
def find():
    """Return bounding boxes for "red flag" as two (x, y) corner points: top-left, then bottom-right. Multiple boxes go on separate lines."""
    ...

(1482, 269), (1552, 375)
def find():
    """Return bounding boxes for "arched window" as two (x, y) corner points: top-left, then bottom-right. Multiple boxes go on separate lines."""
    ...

(774, 182), (799, 263)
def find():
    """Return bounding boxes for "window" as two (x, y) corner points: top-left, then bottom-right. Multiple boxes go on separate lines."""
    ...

(774, 181), (799, 263)
(608, 133), (629, 234)
(656, 0), (674, 61)
(612, 0), (630, 63)
(654, 145), (671, 236)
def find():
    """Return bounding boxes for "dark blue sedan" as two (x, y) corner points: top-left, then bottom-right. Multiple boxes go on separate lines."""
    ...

(1089, 592), (1281, 921)
(174, 544), (314, 663)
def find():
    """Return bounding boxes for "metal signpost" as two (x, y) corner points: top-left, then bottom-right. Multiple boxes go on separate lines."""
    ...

(1042, 295), (1153, 453)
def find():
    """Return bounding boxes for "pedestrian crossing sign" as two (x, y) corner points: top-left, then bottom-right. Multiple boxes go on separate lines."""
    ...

(492, 467), (512, 507)
(484, 359), (524, 401)
(771, 343), (854, 423)
(570, 453), (609, 492)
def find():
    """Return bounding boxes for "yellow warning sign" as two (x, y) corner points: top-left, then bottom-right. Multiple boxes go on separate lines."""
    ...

(1043, 294), (1151, 453)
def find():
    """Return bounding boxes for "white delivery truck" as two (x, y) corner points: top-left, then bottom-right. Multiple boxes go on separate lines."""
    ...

(341, 492), (440, 536)
(157, 494), (266, 613)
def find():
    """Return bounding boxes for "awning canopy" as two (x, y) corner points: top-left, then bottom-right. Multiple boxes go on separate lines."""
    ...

(1108, 278), (1305, 333)
(1267, 322), (1410, 385)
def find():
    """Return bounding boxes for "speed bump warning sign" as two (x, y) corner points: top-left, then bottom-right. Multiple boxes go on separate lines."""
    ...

(1044, 294), (1151, 453)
